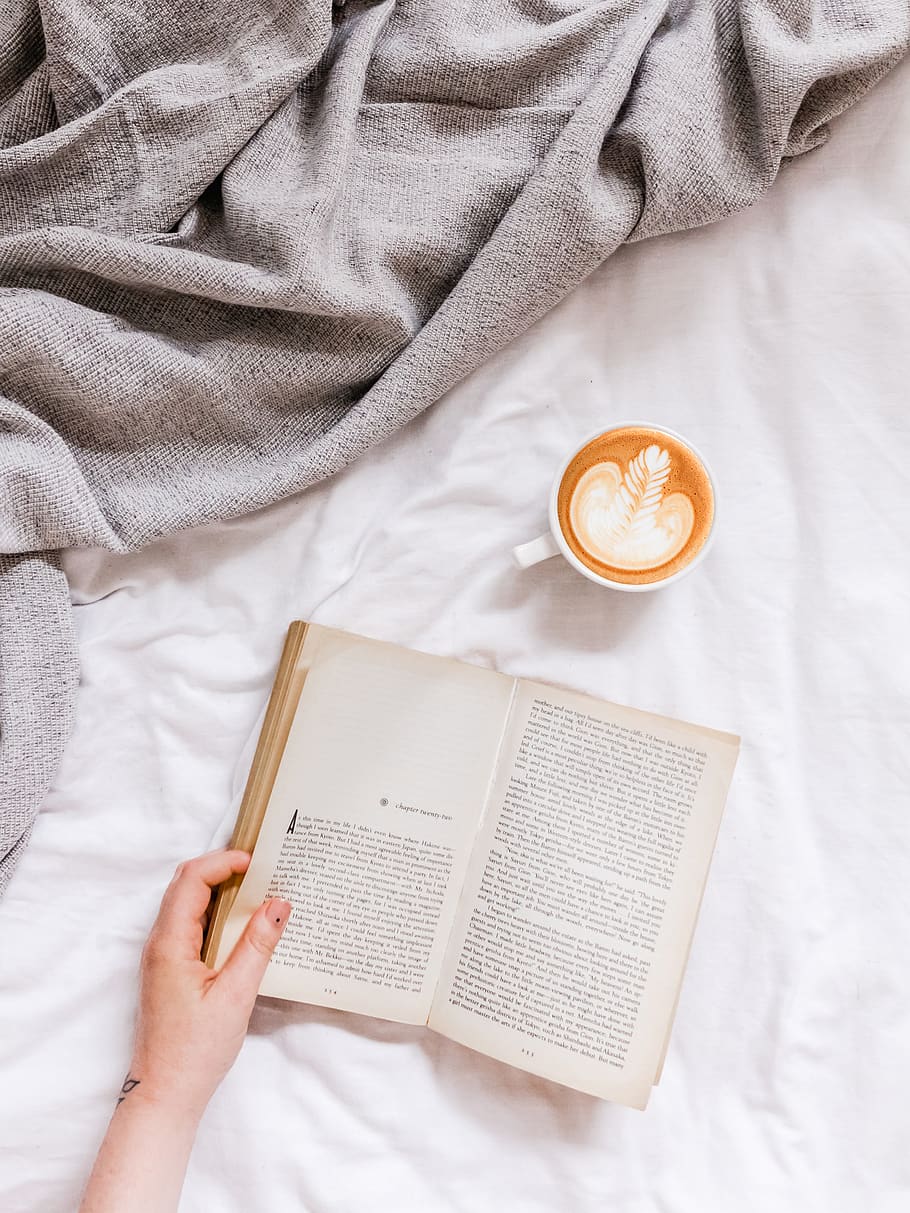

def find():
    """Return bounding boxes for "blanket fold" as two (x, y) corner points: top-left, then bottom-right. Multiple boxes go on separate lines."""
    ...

(1, 0), (906, 888)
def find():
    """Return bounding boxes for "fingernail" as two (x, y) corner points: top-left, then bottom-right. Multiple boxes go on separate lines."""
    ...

(266, 898), (292, 926)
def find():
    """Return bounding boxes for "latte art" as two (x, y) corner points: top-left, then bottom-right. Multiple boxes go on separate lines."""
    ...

(569, 445), (695, 571)
(555, 425), (714, 586)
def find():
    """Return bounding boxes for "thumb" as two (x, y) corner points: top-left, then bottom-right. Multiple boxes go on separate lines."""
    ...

(215, 898), (292, 1006)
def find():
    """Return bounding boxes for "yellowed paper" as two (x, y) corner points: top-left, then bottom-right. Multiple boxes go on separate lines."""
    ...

(429, 680), (739, 1108)
(212, 625), (516, 1025)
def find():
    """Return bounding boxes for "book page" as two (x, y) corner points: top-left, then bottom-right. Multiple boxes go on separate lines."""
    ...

(212, 626), (516, 1025)
(429, 681), (739, 1108)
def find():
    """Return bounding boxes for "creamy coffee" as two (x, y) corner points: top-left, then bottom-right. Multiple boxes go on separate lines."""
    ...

(556, 426), (714, 586)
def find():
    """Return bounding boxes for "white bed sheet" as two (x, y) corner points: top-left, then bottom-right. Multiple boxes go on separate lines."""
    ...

(1, 57), (909, 1213)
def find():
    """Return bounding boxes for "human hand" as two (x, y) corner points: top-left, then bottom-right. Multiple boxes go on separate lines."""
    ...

(128, 849), (291, 1122)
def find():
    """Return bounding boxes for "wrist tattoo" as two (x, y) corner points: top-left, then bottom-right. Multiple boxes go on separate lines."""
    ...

(116, 1073), (141, 1107)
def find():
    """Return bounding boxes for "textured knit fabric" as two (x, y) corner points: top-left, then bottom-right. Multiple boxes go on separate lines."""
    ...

(0, 0), (907, 889)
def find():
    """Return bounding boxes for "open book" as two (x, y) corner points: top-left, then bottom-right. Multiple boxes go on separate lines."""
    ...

(204, 622), (739, 1109)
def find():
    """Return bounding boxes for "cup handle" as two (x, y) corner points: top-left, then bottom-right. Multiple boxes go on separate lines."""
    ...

(512, 532), (561, 569)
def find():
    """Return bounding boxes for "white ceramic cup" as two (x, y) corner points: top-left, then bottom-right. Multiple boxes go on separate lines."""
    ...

(512, 422), (717, 592)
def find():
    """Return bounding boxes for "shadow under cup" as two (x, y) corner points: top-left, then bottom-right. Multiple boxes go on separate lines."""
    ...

(553, 425), (716, 590)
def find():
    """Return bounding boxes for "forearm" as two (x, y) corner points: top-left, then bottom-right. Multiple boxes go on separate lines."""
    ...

(78, 1081), (201, 1213)
(78, 852), (289, 1209)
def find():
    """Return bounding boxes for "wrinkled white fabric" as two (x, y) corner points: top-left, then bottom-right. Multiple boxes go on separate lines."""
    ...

(3, 0), (908, 885)
(0, 56), (908, 1213)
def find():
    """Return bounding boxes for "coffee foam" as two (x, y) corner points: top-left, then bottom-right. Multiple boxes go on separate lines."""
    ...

(556, 428), (714, 585)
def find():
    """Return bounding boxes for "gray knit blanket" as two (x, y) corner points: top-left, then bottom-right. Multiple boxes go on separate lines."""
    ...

(0, 1), (906, 890)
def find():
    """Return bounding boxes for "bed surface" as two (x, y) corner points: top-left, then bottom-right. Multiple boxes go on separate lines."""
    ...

(1, 58), (908, 1213)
